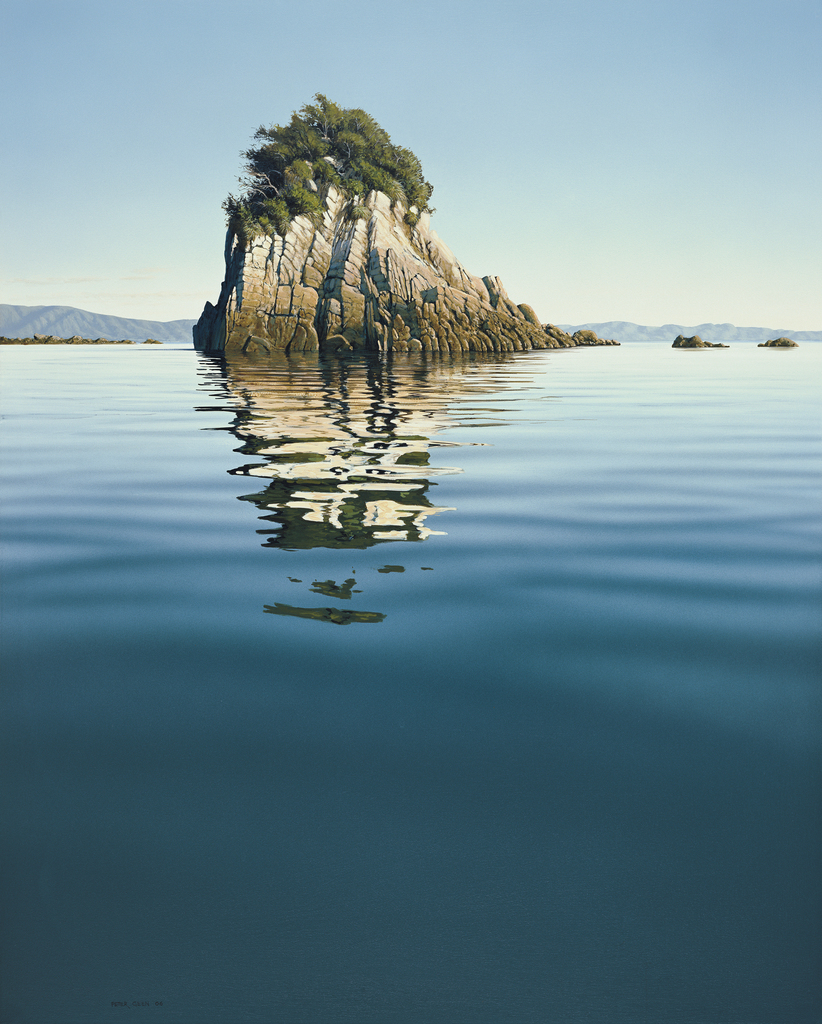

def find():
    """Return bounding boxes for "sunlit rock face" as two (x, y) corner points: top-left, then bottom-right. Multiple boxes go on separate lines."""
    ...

(193, 187), (618, 355)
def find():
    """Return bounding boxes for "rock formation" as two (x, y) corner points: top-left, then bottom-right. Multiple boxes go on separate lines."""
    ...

(672, 334), (729, 349)
(193, 187), (618, 356)
(758, 337), (798, 347)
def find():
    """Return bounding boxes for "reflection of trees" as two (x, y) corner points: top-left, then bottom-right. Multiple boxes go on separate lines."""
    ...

(263, 603), (386, 625)
(197, 353), (490, 550)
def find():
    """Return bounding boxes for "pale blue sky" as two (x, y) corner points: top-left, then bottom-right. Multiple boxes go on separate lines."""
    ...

(1, 0), (820, 328)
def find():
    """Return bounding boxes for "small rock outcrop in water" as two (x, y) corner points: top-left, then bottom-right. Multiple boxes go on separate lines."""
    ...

(194, 96), (618, 356)
(672, 334), (729, 349)
(758, 337), (798, 347)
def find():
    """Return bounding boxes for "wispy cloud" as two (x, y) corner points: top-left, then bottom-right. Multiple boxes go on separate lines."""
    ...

(6, 276), (114, 285)
(72, 291), (208, 304)
(5, 267), (169, 286)
(119, 268), (168, 282)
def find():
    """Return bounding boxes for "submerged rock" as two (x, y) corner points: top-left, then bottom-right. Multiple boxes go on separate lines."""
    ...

(672, 334), (729, 349)
(758, 337), (798, 347)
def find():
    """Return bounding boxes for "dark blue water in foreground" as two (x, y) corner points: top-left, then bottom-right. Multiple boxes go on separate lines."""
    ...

(1, 344), (820, 1024)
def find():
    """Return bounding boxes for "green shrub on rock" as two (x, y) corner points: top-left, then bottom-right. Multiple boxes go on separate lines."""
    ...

(312, 159), (340, 185)
(225, 94), (434, 247)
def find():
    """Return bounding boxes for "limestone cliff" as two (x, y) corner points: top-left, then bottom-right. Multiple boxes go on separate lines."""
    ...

(193, 186), (617, 356)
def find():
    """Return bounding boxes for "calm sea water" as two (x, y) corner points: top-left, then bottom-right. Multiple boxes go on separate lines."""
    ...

(1, 343), (820, 1024)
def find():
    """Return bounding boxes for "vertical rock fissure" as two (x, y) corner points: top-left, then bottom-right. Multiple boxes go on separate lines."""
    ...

(194, 187), (618, 355)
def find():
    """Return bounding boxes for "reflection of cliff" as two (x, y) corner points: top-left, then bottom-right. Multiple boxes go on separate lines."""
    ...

(201, 354), (489, 549)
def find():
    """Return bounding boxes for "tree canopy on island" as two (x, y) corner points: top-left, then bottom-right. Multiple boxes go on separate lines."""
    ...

(224, 95), (434, 245)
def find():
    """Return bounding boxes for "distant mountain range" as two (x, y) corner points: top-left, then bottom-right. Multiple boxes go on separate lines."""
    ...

(556, 321), (822, 343)
(0, 304), (196, 345)
(1, 305), (819, 346)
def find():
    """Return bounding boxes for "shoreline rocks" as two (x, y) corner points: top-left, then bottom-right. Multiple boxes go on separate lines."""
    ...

(194, 186), (618, 356)
(0, 335), (161, 345)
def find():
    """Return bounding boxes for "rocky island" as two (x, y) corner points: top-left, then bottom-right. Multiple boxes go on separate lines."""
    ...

(194, 96), (618, 356)
(672, 334), (729, 349)
(758, 337), (798, 347)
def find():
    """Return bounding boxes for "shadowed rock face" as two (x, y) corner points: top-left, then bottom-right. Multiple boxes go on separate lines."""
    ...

(758, 337), (798, 347)
(193, 187), (618, 356)
(672, 334), (729, 349)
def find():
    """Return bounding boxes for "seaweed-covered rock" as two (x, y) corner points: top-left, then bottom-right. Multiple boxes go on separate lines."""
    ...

(758, 337), (798, 347)
(672, 334), (729, 349)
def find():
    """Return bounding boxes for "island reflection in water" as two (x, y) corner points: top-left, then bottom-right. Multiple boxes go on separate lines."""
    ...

(196, 352), (520, 622)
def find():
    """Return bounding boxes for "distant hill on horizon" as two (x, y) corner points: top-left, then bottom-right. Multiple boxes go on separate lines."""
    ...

(556, 321), (822, 343)
(0, 304), (196, 345)
(1, 305), (819, 347)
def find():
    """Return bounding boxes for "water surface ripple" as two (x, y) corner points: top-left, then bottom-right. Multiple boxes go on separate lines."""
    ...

(1, 343), (820, 1023)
